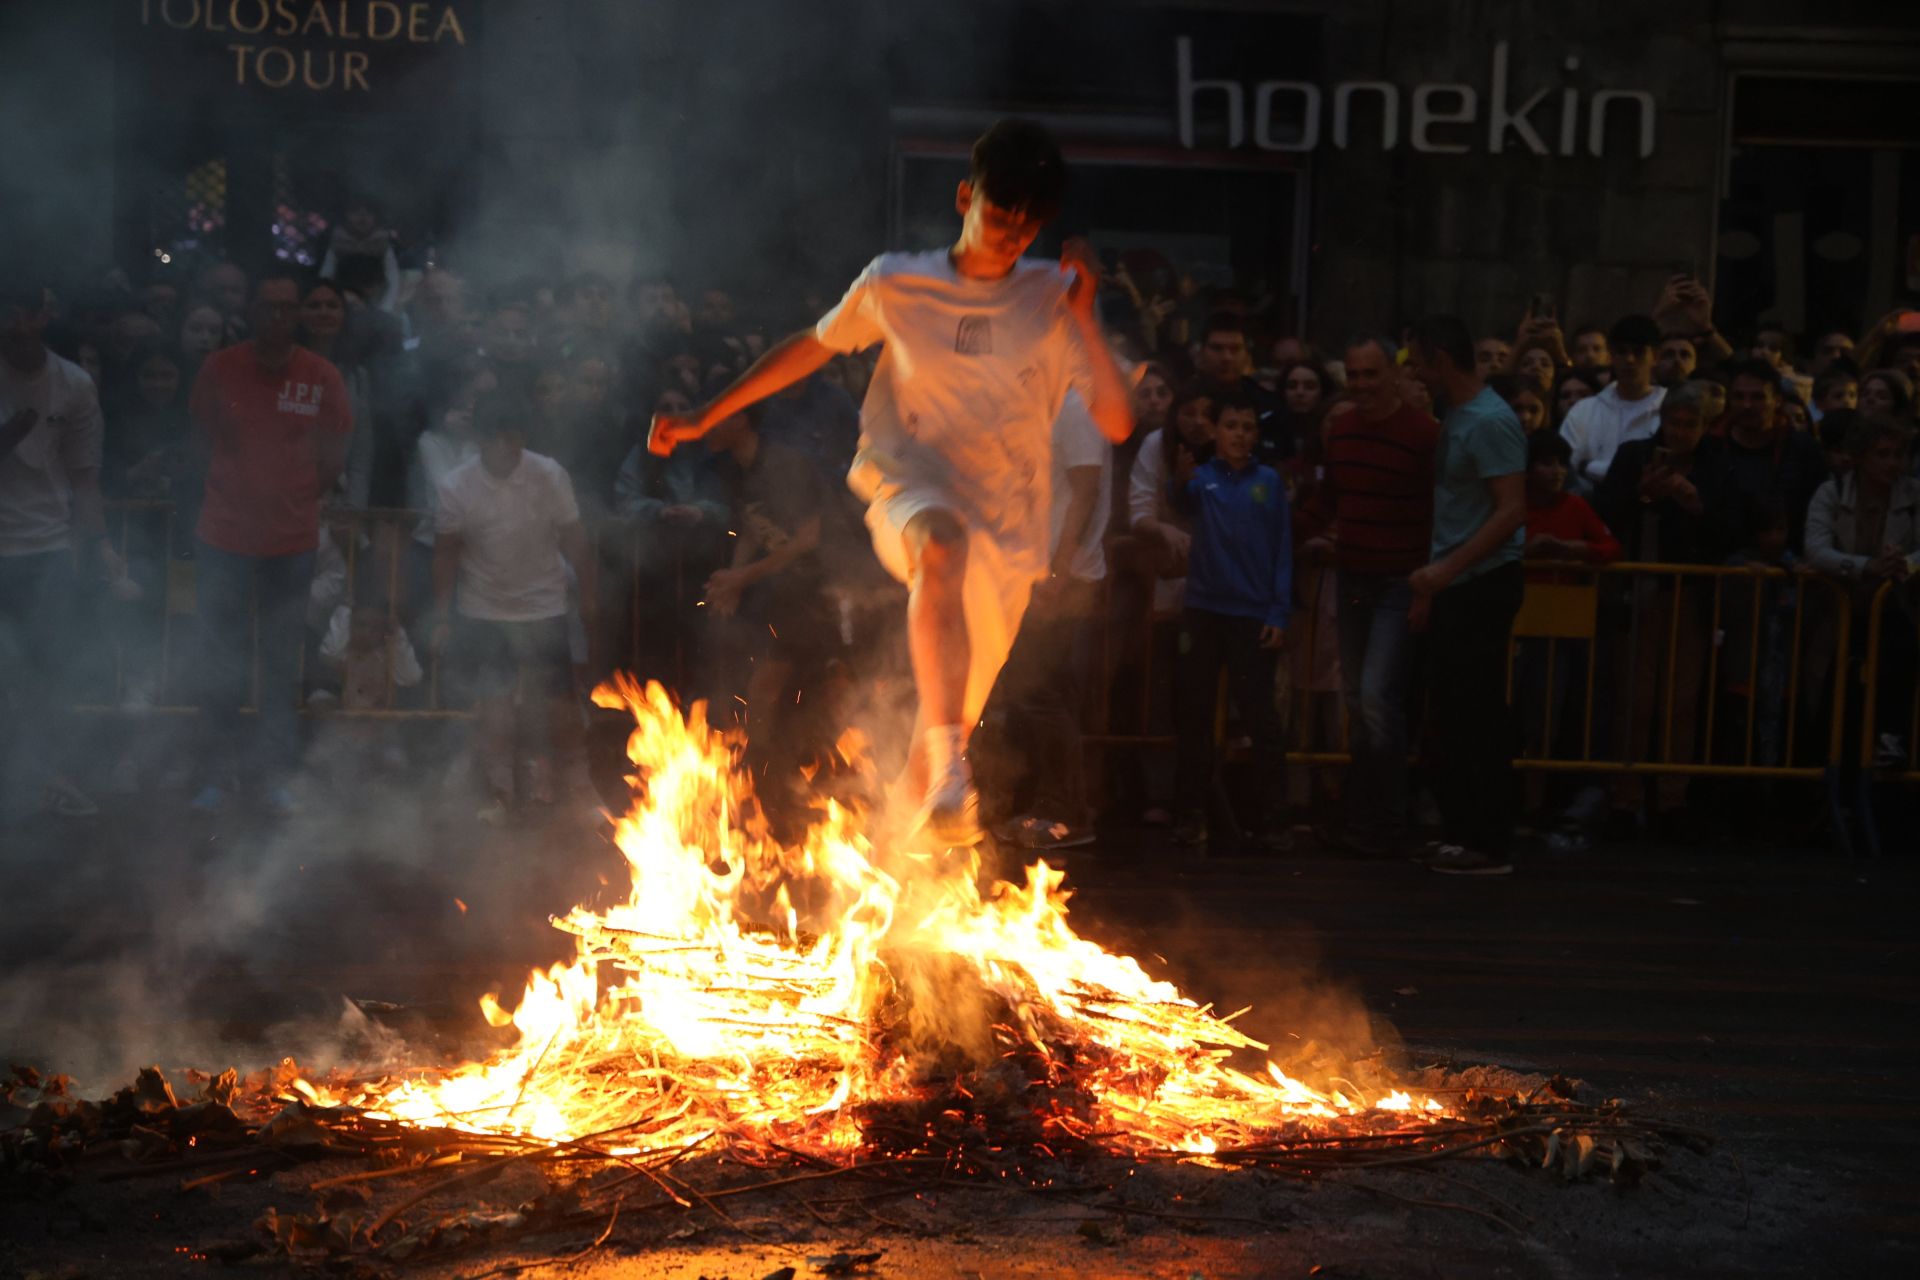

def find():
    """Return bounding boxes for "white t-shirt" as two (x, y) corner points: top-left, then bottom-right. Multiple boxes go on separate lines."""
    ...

(1560, 382), (1666, 492)
(814, 250), (1096, 577)
(0, 352), (103, 556)
(434, 450), (580, 622)
(1050, 391), (1110, 582)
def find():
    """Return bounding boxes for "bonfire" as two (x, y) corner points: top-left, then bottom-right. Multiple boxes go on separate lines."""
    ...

(2, 678), (1701, 1265)
(309, 676), (1446, 1161)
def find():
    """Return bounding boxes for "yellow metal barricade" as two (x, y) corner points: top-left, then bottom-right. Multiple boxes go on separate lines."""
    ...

(1084, 560), (1862, 787)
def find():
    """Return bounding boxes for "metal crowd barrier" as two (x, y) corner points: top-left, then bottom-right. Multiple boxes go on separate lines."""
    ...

(77, 503), (1917, 824)
(1087, 559), (1915, 791)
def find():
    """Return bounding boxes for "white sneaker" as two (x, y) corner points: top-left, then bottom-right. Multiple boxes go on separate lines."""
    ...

(924, 768), (983, 848)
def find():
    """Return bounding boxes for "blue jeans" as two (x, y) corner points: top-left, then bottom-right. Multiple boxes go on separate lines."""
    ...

(194, 542), (315, 785)
(1334, 570), (1416, 833)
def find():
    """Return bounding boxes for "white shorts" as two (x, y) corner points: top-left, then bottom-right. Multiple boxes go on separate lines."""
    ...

(864, 479), (1037, 728)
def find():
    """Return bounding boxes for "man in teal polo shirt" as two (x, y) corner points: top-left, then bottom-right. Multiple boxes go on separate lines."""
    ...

(1406, 315), (1528, 876)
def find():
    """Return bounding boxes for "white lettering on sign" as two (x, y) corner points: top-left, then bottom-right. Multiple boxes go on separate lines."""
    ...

(1175, 37), (1657, 159)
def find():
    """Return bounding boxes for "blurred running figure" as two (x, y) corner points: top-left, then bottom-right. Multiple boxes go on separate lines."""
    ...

(649, 120), (1134, 845)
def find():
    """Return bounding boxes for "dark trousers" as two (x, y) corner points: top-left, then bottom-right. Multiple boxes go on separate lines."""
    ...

(195, 542), (316, 785)
(0, 550), (86, 783)
(1335, 571), (1417, 833)
(1174, 607), (1284, 819)
(1001, 576), (1101, 824)
(1427, 561), (1523, 856)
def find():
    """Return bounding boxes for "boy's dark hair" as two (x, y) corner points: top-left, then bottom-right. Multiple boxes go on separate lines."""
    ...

(1740, 493), (1790, 541)
(1572, 324), (1607, 342)
(1202, 311), (1250, 342)
(1344, 331), (1399, 363)
(1212, 385), (1261, 420)
(969, 119), (1066, 222)
(1487, 372), (1543, 407)
(1752, 323), (1796, 359)
(1169, 378), (1224, 425)
(253, 267), (304, 298)
(1724, 357), (1781, 391)
(1812, 362), (1861, 400)
(1527, 428), (1572, 467)
(1408, 314), (1475, 373)
(1608, 313), (1662, 350)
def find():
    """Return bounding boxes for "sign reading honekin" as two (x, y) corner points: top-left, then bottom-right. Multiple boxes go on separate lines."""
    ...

(1175, 36), (1657, 158)
(132, 0), (471, 96)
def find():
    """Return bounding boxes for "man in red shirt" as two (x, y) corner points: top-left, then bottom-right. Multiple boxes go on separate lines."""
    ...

(188, 273), (352, 815)
(1297, 335), (1439, 856)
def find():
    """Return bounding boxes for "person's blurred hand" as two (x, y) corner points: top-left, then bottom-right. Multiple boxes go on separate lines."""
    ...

(1258, 624), (1288, 652)
(704, 568), (746, 618)
(1061, 237), (1102, 323)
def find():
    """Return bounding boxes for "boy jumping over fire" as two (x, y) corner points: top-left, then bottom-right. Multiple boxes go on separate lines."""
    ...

(649, 119), (1135, 845)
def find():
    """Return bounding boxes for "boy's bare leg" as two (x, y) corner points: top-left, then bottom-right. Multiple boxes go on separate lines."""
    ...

(900, 508), (979, 843)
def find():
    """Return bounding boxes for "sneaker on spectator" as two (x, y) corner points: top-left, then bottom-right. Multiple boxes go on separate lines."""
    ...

(261, 786), (300, 818)
(524, 758), (556, 806)
(1561, 784), (1609, 827)
(1171, 813), (1208, 847)
(1425, 845), (1513, 876)
(190, 784), (230, 815)
(1873, 734), (1909, 775)
(1255, 825), (1296, 855)
(44, 777), (100, 818)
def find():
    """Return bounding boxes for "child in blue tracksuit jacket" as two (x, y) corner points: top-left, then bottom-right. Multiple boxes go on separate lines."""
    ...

(1168, 388), (1293, 850)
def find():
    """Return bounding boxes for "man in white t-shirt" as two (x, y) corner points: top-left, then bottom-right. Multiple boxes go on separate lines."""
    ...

(1, 280), (126, 817)
(1559, 314), (1667, 494)
(649, 120), (1134, 845)
(429, 399), (596, 817)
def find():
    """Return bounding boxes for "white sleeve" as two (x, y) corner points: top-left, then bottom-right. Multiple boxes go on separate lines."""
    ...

(1128, 431), (1166, 529)
(319, 606), (352, 665)
(1054, 392), (1105, 470)
(433, 472), (466, 537)
(390, 628), (424, 687)
(380, 247), (402, 313)
(813, 258), (886, 354)
(1559, 402), (1594, 481)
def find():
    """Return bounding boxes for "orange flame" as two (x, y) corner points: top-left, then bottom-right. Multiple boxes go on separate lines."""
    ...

(308, 677), (1445, 1158)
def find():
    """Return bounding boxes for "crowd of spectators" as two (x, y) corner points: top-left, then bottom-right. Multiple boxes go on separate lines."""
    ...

(2, 202), (1917, 868)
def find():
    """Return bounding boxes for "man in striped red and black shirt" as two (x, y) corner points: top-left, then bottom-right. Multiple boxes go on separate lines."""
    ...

(1297, 335), (1439, 856)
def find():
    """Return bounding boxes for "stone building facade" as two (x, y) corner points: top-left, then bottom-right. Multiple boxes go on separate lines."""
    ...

(3, 1), (1913, 344)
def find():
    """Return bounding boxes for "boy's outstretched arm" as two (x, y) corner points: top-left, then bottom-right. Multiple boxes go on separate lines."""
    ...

(1061, 238), (1137, 445)
(648, 331), (836, 455)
